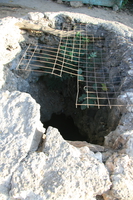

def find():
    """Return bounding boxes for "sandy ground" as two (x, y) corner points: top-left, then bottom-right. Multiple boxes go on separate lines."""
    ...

(0, 0), (133, 29)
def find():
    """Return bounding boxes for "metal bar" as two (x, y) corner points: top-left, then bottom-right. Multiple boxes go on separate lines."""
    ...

(99, 36), (111, 109)
(25, 44), (38, 71)
(16, 44), (31, 70)
(59, 33), (70, 77)
(52, 29), (63, 76)
(76, 104), (129, 107)
(92, 35), (100, 108)
(16, 24), (132, 108)
(76, 24), (82, 108)
(85, 25), (89, 108)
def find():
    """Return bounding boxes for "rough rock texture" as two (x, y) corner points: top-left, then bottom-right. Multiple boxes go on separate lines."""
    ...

(27, 12), (44, 21)
(0, 17), (23, 65)
(103, 93), (133, 199)
(0, 63), (29, 92)
(104, 112), (133, 157)
(0, 90), (45, 199)
(10, 127), (111, 200)
(104, 154), (133, 200)
(70, 1), (83, 8)
(0, 11), (133, 200)
(67, 140), (105, 152)
(57, 0), (63, 4)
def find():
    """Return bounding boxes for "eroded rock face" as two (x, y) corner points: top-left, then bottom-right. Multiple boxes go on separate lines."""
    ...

(10, 127), (111, 200)
(0, 90), (45, 199)
(104, 154), (133, 200)
(0, 90), (111, 200)
(0, 17), (22, 65)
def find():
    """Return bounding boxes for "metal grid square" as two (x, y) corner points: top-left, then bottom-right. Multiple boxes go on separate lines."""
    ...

(16, 23), (130, 108)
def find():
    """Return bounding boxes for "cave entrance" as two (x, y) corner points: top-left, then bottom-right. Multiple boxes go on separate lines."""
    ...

(13, 18), (132, 145)
(27, 74), (120, 145)
(16, 22), (126, 108)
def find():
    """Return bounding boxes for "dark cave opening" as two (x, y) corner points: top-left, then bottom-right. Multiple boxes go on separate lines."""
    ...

(13, 21), (125, 145)
(44, 113), (87, 141)
(27, 74), (121, 145)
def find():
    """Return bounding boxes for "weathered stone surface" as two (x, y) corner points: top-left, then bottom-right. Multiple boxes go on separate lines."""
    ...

(0, 17), (23, 65)
(27, 12), (44, 21)
(104, 94), (133, 199)
(0, 64), (29, 92)
(10, 152), (46, 200)
(0, 90), (45, 199)
(128, 69), (133, 76)
(104, 112), (133, 157)
(70, 1), (83, 7)
(104, 153), (133, 200)
(10, 127), (111, 200)
(57, 0), (63, 4)
(113, 4), (119, 12)
(67, 140), (105, 152)
(117, 90), (133, 112)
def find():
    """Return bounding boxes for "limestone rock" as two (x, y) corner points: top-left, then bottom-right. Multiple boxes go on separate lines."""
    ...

(0, 17), (23, 65)
(10, 152), (46, 200)
(104, 153), (133, 200)
(57, 0), (63, 4)
(10, 127), (111, 200)
(70, 1), (83, 8)
(0, 90), (45, 199)
(67, 140), (105, 152)
(113, 4), (119, 12)
(27, 12), (44, 21)
(117, 90), (133, 112)
(104, 113), (133, 157)
(0, 64), (29, 93)
(128, 69), (133, 76)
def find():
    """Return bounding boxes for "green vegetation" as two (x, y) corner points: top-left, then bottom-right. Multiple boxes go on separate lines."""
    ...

(78, 93), (97, 110)
(121, 0), (128, 8)
(41, 31), (107, 109)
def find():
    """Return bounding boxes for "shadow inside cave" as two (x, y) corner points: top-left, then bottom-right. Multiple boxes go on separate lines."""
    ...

(44, 113), (87, 141)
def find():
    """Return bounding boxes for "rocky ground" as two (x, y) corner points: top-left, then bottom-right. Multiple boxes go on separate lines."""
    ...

(0, 2), (133, 200)
(0, 0), (133, 29)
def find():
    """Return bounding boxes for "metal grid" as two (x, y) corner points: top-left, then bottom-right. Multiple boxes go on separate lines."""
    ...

(16, 23), (130, 108)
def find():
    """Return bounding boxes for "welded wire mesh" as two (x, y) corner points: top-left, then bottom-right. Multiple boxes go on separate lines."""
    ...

(16, 23), (131, 108)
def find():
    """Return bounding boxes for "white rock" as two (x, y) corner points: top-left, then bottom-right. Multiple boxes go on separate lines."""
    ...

(0, 91), (45, 199)
(57, 0), (63, 4)
(70, 1), (83, 8)
(117, 90), (133, 112)
(10, 127), (111, 200)
(104, 154), (133, 200)
(28, 12), (44, 21)
(0, 63), (29, 92)
(128, 69), (133, 76)
(0, 17), (23, 64)
(129, 64), (133, 69)
(104, 113), (133, 157)
(113, 4), (119, 11)
(10, 152), (46, 200)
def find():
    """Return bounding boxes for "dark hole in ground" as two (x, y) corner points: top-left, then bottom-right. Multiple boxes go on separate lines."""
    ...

(27, 74), (120, 145)
(44, 113), (87, 141)
(13, 22), (124, 145)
